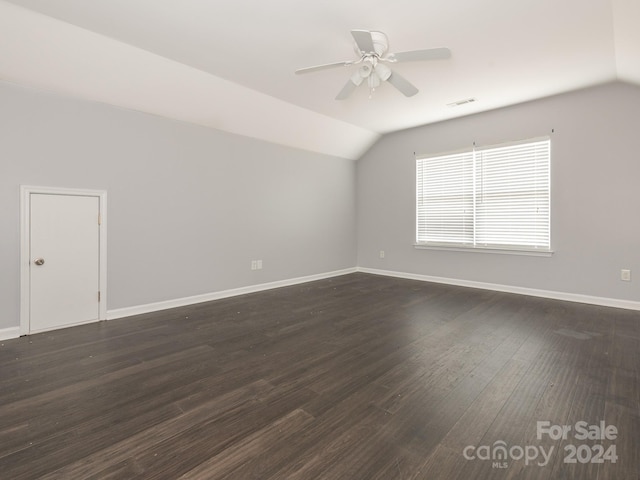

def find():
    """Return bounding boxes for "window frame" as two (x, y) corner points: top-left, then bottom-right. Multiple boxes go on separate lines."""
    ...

(415, 137), (552, 256)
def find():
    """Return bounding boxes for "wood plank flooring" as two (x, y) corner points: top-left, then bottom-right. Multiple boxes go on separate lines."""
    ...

(0, 273), (638, 479)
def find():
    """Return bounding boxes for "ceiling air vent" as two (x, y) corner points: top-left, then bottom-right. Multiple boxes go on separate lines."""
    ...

(447, 98), (477, 107)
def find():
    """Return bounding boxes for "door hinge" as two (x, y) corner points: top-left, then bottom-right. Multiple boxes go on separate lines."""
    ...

(98, 213), (102, 225)
(98, 291), (101, 302)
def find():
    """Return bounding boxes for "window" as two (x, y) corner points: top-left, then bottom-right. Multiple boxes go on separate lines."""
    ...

(416, 138), (550, 252)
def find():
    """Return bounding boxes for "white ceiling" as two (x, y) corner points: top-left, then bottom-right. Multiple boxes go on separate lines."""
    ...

(1, 0), (639, 159)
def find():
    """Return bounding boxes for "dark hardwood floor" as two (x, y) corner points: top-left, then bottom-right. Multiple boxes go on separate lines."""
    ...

(1, 273), (638, 479)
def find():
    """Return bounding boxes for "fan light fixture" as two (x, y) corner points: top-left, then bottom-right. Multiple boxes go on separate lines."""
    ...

(357, 61), (383, 98)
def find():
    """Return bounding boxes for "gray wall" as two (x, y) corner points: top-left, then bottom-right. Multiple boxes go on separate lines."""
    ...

(3, 80), (639, 332)
(357, 82), (640, 302)
(0, 81), (357, 330)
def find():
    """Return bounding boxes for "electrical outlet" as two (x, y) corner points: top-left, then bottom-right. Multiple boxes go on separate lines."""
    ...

(257, 260), (263, 270)
(621, 269), (631, 282)
(379, 250), (385, 259)
(251, 260), (257, 270)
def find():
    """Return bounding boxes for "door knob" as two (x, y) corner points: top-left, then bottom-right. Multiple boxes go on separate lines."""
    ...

(34, 258), (45, 266)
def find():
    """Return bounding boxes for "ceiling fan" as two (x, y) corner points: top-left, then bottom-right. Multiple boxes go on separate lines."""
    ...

(295, 30), (451, 100)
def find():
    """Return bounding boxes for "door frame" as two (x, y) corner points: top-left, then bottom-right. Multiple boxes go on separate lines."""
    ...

(20, 186), (107, 335)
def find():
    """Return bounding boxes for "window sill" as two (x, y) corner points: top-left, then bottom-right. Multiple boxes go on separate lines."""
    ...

(413, 243), (554, 257)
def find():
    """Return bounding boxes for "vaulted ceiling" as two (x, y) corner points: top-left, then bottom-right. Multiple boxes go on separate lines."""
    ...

(1, 0), (639, 159)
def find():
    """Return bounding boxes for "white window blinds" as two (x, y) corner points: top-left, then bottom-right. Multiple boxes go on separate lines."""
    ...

(416, 138), (550, 251)
(416, 150), (474, 245)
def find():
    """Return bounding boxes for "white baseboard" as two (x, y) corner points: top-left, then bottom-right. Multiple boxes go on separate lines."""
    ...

(107, 267), (358, 320)
(0, 327), (21, 341)
(10, 265), (635, 335)
(357, 267), (640, 311)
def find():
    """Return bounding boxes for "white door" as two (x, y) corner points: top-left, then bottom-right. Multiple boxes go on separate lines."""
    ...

(29, 193), (101, 333)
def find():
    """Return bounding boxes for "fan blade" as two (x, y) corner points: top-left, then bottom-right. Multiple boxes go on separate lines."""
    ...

(351, 30), (375, 53)
(335, 79), (358, 100)
(386, 70), (419, 97)
(388, 47), (451, 63)
(295, 60), (355, 75)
